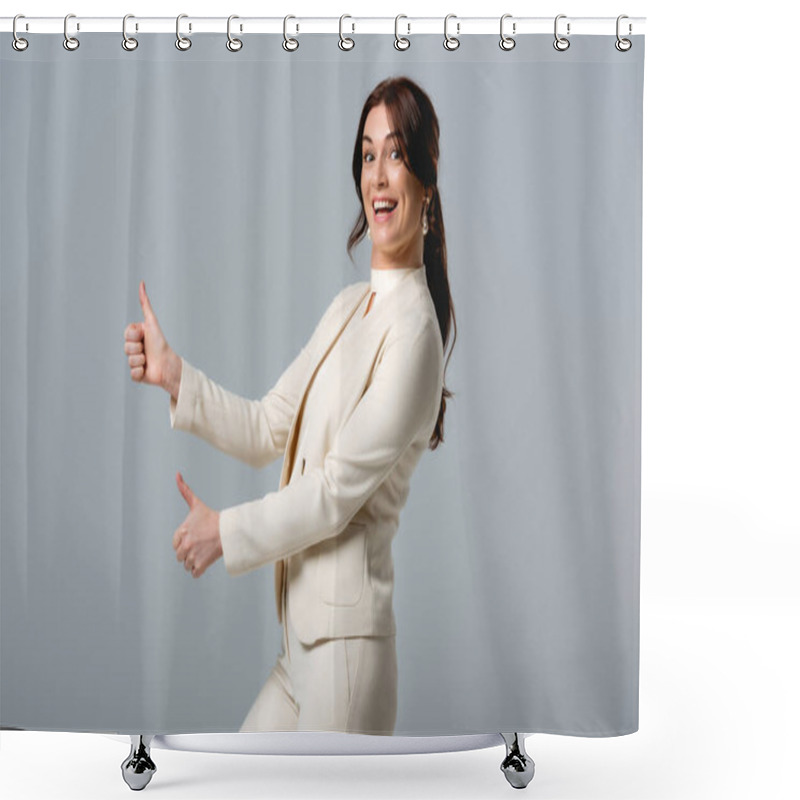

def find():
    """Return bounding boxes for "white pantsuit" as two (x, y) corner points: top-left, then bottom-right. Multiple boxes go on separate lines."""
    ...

(239, 569), (398, 734)
(168, 264), (443, 733)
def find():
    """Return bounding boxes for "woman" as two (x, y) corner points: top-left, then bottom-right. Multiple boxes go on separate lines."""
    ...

(123, 76), (456, 735)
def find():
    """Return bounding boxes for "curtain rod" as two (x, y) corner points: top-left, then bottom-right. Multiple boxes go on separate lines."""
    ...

(1, 16), (646, 36)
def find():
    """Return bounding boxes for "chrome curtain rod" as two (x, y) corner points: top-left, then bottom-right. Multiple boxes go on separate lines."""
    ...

(1, 15), (646, 36)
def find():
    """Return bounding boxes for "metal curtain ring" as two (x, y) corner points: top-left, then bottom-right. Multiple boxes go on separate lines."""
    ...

(339, 14), (354, 50)
(176, 14), (191, 51)
(12, 14), (28, 52)
(122, 14), (138, 51)
(615, 14), (632, 51)
(283, 15), (299, 51)
(443, 14), (460, 51)
(394, 15), (410, 50)
(499, 13), (516, 50)
(553, 14), (570, 51)
(227, 15), (243, 52)
(63, 13), (79, 51)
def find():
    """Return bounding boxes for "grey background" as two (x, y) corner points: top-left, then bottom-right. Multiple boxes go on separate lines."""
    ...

(1, 33), (643, 735)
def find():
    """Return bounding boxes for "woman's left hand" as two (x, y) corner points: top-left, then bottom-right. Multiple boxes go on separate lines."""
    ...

(173, 471), (223, 578)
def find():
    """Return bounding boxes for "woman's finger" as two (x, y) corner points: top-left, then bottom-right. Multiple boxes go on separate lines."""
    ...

(125, 340), (143, 355)
(124, 322), (144, 341)
(176, 472), (197, 509)
(173, 524), (186, 552)
(128, 354), (145, 368)
(130, 366), (144, 381)
(139, 281), (160, 330)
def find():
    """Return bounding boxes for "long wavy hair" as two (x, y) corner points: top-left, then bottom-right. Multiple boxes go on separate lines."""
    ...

(346, 77), (456, 451)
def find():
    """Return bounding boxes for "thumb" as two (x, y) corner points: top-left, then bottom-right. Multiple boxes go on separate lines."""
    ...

(139, 280), (156, 323)
(176, 471), (196, 508)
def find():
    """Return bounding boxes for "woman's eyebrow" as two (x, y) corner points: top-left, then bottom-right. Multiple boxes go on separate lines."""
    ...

(362, 131), (400, 143)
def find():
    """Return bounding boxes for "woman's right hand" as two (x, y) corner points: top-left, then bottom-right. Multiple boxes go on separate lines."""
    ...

(125, 280), (174, 390)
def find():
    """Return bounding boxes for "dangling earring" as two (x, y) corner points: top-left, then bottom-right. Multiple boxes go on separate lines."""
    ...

(366, 225), (371, 241)
(421, 196), (430, 236)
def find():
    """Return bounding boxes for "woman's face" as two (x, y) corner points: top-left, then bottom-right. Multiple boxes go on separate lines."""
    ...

(361, 103), (428, 268)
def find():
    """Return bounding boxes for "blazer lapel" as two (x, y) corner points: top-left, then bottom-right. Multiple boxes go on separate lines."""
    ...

(273, 283), (370, 625)
(278, 284), (372, 490)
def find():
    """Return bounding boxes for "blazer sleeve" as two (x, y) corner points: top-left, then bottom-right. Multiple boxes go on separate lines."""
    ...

(169, 286), (350, 469)
(218, 318), (444, 576)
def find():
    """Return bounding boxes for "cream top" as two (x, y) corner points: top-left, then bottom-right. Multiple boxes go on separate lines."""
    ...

(369, 264), (426, 309)
(370, 264), (424, 292)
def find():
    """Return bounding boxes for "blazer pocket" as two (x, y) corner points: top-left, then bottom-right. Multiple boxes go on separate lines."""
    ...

(316, 522), (367, 607)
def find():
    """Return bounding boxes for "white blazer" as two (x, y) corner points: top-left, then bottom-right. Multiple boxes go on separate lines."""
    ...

(169, 266), (444, 645)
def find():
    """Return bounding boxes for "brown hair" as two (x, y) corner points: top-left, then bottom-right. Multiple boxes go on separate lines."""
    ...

(347, 76), (456, 450)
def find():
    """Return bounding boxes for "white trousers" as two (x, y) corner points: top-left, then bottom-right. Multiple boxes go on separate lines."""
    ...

(239, 578), (398, 735)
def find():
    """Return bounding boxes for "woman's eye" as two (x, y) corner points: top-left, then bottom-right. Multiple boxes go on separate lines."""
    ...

(363, 149), (400, 163)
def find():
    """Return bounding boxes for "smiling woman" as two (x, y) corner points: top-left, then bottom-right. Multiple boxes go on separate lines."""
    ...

(360, 104), (430, 271)
(124, 75), (457, 736)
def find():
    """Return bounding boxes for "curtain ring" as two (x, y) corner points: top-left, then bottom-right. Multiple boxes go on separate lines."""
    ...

(63, 13), (80, 51)
(615, 14), (632, 52)
(175, 14), (191, 51)
(122, 14), (138, 51)
(443, 14), (460, 51)
(226, 15), (243, 52)
(283, 15), (299, 51)
(553, 14), (570, 51)
(499, 14), (516, 51)
(12, 14), (29, 52)
(394, 15), (410, 50)
(338, 15), (355, 50)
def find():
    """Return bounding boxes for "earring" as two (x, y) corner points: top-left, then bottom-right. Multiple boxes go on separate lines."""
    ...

(367, 225), (371, 240)
(421, 196), (430, 236)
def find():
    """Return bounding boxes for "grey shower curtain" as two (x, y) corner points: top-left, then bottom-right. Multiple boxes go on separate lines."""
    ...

(1, 31), (644, 736)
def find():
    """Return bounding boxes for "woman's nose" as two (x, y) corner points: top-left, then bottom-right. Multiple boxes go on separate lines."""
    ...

(372, 160), (387, 187)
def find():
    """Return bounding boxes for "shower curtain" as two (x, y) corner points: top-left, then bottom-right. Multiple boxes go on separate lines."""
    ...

(0, 27), (644, 738)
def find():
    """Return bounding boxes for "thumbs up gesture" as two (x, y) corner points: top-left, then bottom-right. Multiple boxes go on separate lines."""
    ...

(172, 471), (223, 579)
(124, 280), (174, 388)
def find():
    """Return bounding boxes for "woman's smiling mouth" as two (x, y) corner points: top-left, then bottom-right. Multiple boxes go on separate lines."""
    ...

(373, 198), (398, 221)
